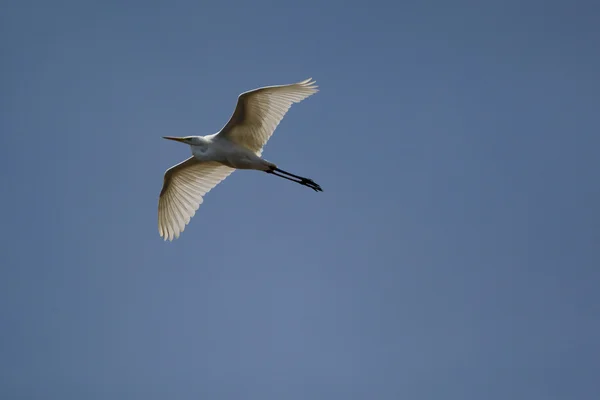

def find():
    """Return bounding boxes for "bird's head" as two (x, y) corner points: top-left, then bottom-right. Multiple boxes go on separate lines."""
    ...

(162, 136), (203, 145)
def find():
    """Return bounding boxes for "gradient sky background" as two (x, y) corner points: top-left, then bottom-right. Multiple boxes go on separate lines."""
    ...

(1, 0), (599, 399)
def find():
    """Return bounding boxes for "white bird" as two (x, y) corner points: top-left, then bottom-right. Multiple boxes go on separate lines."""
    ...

(158, 78), (322, 241)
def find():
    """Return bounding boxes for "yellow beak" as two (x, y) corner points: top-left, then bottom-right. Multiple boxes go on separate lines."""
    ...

(162, 136), (187, 143)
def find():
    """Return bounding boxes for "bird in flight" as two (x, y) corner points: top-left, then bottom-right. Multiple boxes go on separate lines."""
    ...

(158, 78), (322, 241)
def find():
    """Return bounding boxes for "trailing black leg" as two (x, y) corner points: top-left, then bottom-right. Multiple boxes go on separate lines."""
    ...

(266, 168), (323, 192)
(273, 168), (322, 191)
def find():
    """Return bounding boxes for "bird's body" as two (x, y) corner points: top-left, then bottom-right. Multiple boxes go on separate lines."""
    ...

(158, 78), (321, 241)
(186, 134), (275, 171)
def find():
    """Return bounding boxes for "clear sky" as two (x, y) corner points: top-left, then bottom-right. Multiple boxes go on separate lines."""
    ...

(1, 0), (599, 399)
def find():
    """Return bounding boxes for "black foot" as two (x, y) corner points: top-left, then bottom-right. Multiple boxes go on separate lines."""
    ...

(301, 178), (323, 192)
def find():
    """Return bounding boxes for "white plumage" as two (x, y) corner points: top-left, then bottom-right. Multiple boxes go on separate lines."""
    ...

(158, 78), (321, 241)
(219, 78), (319, 155)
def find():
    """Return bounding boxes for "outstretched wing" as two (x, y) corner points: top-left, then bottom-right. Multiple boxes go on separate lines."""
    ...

(158, 157), (235, 241)
(217, 78), (318, 155)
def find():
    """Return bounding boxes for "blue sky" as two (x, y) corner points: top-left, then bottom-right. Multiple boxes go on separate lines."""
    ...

(1, 0), (599, 398)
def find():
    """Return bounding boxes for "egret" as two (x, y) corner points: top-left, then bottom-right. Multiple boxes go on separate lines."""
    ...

(158, 78), (322, 241)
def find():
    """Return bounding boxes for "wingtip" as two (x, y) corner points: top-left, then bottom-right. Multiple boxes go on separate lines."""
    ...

(299, 77), (318, 91)
(158, 225), (175, 242)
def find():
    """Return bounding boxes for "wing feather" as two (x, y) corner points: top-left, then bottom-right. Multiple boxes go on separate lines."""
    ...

(158, 157), (234, 241)
(217, 78), (318, 155)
